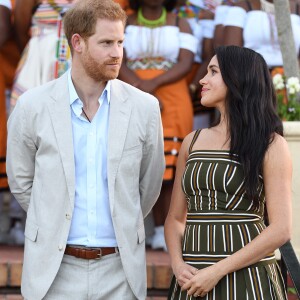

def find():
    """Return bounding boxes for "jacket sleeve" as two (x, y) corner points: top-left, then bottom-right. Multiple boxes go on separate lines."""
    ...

(139, 98), (165, 217)
(6, 98), (36, 212)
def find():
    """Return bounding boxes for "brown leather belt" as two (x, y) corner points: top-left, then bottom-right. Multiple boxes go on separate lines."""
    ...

(65, 246), (118, 260)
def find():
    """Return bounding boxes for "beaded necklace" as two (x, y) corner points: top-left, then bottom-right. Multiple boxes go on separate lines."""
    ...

(137, 7), (167, 28)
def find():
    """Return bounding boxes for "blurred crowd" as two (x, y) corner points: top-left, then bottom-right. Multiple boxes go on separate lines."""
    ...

(0, 0), (299, 249)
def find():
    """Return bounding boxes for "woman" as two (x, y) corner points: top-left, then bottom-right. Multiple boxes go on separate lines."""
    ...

(10, 0), (74, 109)
(165, 45), (292, 299)
(222, 0), (300, 68)
(119, 0), (197, 250)
(174, 0), (215, 129)
(0, 0), (14, 190)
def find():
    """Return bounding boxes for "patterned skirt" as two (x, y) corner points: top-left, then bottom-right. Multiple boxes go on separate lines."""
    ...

(133, 68), (193, 181)
(168, 211), (287, 300)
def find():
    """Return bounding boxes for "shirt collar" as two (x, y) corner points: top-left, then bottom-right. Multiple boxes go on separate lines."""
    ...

(68, 69), (111, 108)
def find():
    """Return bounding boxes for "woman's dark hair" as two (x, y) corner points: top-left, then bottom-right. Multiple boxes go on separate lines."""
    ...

(215, 45), (283, 202)
(129, 0), (176, 12)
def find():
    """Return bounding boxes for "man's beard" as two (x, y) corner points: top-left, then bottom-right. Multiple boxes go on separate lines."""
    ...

(82, 49), (121, 82)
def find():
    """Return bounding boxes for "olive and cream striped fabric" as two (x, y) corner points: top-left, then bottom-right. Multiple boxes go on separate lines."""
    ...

(168, 130), (287, 300)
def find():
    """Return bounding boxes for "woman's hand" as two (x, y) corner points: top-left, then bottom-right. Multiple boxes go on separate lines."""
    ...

(172, 261), (198, 287)
(181, 265), (222, 298)
(138, 79), (159, 94)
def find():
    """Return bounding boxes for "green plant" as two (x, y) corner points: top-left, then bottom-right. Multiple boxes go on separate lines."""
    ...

(273, 74), (300, 121)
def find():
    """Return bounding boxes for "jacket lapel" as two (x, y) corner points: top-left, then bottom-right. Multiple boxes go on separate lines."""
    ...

(47, 73), (75, 207)
(107, 80), (131, 213)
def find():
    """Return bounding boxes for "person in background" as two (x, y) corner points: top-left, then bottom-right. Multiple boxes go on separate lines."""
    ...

(10, 0), (74, 110)
(174, 0), (216, 129)
(7, 0), (164, 299)
(0, 0), (13, 244)
(0, 0), (11, 47)
(165, 46), (291, 299)
(0, 0), (22, 245)
(0, 0), (12, 192)
(223, 0), (300, 68)
(118, 0), (197, 251)
(213, 0), (240, 47)
(114, 0), (134, 14)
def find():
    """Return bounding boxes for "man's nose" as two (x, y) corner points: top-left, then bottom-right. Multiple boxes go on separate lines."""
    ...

(111, 43), (123, 58)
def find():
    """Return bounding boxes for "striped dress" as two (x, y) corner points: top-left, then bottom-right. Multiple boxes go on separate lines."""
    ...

(168, 130), (287, 300)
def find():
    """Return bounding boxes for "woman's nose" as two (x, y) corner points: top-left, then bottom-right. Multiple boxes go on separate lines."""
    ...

(199, 76), (206, 86)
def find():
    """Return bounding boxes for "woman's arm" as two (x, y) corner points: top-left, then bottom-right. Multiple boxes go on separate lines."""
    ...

(118, 49), (143, 88)
(14, 0), (38, 52)
(223, 3), (249, 46)
(0, 5), (11, 48)
(190, 37), (214, 94)
(118, 13), (144, 87)
(165, 133), (198, 287)
(137, 17), (195, 93)
(223, 25), (243, 46)
(183, 134), (292, 297)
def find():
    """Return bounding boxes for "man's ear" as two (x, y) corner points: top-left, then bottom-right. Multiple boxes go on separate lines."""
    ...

(71, 33), (84, 53)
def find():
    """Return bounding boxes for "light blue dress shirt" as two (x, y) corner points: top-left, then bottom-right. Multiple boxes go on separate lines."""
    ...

(67, 71), (117, 247)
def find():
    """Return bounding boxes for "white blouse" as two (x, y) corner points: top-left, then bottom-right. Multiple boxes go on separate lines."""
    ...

(224, 6), (300, 67)
(124, 25), (197, 63)
(0, 0), (11, 9)
(214, 5), (231, 26)
(188, 18), (214, 63)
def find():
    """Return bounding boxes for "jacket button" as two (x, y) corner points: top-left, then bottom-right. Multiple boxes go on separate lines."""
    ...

(65, 213), (71, 220)
(58, 245), (63, 251)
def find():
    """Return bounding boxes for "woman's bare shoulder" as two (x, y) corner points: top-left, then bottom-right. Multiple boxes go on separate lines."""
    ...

(264, 133), (292, 166)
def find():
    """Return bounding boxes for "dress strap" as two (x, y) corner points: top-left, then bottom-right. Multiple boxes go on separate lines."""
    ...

(188, 129), (201, 153)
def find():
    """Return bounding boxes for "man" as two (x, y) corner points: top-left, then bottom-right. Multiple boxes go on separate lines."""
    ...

(6, 0), (164, 299)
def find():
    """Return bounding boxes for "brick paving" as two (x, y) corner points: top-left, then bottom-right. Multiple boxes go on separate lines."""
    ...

(0, 296), (23, 300)
(0, 246), (298, 300)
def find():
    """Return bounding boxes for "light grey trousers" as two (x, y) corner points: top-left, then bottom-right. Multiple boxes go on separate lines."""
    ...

(42, 252), (137, 300)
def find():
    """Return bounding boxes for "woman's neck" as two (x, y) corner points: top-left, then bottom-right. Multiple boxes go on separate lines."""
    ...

(216, 112), (229, 136)
(140, 5), (164, 20)
(137, 5), (167, 28)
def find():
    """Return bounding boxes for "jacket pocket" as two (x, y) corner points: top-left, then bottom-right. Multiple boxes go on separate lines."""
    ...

(24, 221), (39, 242)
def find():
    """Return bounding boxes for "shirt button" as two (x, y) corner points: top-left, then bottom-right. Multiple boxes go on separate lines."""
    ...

(58, 245), (63, 251)
(89, 184), (94, 188)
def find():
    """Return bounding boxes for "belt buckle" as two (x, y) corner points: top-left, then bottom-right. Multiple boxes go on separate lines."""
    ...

(96, 248), (102, 260)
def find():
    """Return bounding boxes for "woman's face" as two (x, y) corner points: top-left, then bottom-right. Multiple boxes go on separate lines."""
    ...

(199, 55), (227, 110)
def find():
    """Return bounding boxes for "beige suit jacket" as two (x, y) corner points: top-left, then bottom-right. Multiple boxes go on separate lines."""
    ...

(6, 73), (165, 300)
